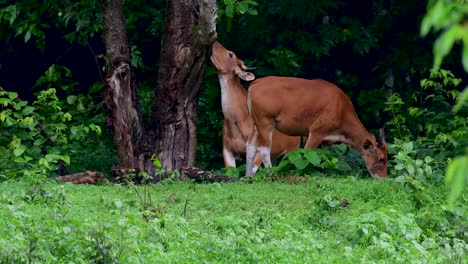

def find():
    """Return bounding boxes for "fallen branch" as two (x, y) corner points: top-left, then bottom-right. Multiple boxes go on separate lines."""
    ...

(56, 171), (103, 184)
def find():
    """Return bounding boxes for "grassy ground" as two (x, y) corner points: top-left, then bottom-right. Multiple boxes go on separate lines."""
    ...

(0, 176), (466, 263)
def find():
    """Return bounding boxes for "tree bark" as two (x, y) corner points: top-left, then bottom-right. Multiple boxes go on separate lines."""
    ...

(102, 0), (145, 172)
(153, 0), (217, 171)
(101, 0), (217, 178)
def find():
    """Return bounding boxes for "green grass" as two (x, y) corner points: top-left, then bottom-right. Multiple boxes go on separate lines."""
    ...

(0, 176), (466, 263)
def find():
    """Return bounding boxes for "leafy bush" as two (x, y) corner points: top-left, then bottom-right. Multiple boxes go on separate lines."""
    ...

(262, 145), (359, 177)
(346, 208), (467, 262)
(390, 140), (444, 189)
(385, 69), (467, 179)
(385, 69), (465, 142)
(0, 65), (116, 180)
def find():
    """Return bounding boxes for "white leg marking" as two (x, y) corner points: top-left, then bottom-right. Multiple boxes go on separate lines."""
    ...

(257, 146), (272, 168)
(223, 148), (236, 167)
(246, 143), (256, 176)
(252, 165), (260, 174)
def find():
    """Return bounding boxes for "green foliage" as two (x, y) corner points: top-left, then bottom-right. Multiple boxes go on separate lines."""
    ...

(263, 46), (302, 76)
(420, 0), (468, 210)
(0, 2), (48, 51)
(392, 141), (443, 191)
(0, 1), (102, 50)
(445, 87), (468, 208)
(385, 69), (466, 160)
(0, 178), (466, 262)
(218, 0), (258, 32)
(421, 0), (468, 71)
(389, 140), (446, 211)
(445, 156), (468, 207)
(386, 69), (465, 141)
(385, 69), (466, 210)
(0, 65), (116, 180)
(348, 209), (423, 249)
(272, 147), (354, 177)
(0, 87), (70, 180)
(445, 88), (468, 208)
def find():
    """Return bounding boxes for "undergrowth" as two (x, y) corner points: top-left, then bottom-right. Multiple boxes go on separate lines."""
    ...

(0, 178), (465, 263)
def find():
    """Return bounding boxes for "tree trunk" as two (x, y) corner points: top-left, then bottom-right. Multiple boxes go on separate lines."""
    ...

(101, 0), (217, 178)
(102, 0), (145, 172)
(153, 0), (217, 171)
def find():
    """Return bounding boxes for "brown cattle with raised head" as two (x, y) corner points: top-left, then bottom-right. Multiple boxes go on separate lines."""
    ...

(211, 42), (300, 172)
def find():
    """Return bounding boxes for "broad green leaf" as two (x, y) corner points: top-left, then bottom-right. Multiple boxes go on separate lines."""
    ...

(424, 156), (434, 163)
(88, 82), (103, 95)
(13, 100), (27, 110)
(61, 155), (70, 165)
(152, 155), (162, 168)
(8, 92), (18, 100)
(61, 112), (72, 122)
(77, 101), (85, 111)
(304, 150), (321, 166)
(20, 116), (34, 127)
(45, 153), (69, 164)
(403, 142), (413, 153)
(0, 98), (10, 106)
(34, 137), (47, 146)
(39, 158), (51, 170)
(453, 87), (468, 113)
(287, 151), (301, 163)
(433, 25), (460, 69)
(292, 157), (309, 170)
(334, 144), (348, 154)
(21, 106), (35, 116)
(89, 124), (102, 135)
(336, 161), (352, 171)
(225, 3), (234, 18)
(0, 111), (6, 122)
(395, 163), (405, 171)
(5, 116), (16, 126)
(408, 107), (420, 116)
(24, 31), (31, 43)
(445, 156), (467, 208)
(14, 155), (33, 163)
(237, 3), (247, 14)
(420, 14), (432, 37)
(67, 95), (77, 104)
(13, 145), (26, 156)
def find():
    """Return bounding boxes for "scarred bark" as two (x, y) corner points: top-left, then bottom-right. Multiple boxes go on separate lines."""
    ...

(153, 0), (217, 170)
(101, 0), (217, 178)
(102, 0), (145, 172)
